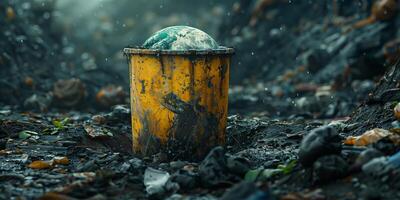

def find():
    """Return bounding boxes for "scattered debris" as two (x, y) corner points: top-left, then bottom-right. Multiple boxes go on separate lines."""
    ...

(53, 156), (70, 165)
(28, 156), (70, 170)
(345, 129), (390, 146)
(344, 128), (398, 146)
(83, 123), (113, 139)
(28, 160), (52, 169)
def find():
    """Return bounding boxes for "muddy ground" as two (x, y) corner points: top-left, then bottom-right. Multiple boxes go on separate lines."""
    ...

(2, 0), (400, 199)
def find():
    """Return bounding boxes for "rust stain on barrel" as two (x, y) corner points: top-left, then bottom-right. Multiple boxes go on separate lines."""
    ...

(124, 48), (234, 160)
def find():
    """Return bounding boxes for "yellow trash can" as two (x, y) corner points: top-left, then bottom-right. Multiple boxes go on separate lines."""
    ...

(124, 48), (234, 160)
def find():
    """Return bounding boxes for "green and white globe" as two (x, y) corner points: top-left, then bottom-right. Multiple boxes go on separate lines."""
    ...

(143, 26), (219, 50)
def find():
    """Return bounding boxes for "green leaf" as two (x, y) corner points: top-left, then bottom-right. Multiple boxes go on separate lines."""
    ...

(52, 117), (70, 130)
(244, 160), (297, 182)
(245, 168), (284, 182)
(277, 160), (297, 175)
(18, 130), (38, 139)
(52, 120), (61, 129)
(61, 117), (70, 125)
(244, 168), (262, 182)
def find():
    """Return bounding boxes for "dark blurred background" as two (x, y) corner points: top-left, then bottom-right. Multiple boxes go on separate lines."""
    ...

(0, 0), (235, 110)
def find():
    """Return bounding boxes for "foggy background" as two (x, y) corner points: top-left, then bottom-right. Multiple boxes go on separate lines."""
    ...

(53, 0), (235, 84)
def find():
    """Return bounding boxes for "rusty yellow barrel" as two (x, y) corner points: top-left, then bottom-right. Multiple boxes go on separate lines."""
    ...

(124, 48), (234, 160)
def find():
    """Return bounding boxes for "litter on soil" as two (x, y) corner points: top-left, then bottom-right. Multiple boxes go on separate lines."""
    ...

(2, 0), (400, 199)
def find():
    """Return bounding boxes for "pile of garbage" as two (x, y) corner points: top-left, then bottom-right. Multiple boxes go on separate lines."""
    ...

(225, 0), (400, 119)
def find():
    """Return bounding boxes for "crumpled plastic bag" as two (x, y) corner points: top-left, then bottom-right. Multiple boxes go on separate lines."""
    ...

(144, 167), (178, 195)
(144, 167), (170, 195)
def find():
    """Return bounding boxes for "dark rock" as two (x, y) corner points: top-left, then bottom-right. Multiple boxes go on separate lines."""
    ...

(198, 146), (234, 187)
(372, 137), (400, 156)
(298, 126), (342, 167)
(169, 169), (199, 191)
(313, 155), (349, 183)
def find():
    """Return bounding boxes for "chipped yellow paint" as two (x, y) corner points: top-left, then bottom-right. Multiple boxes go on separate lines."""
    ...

(124, 48), (234, 159)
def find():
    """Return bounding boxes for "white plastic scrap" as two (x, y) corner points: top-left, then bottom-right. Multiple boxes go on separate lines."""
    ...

(144, 167), (171, 195)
